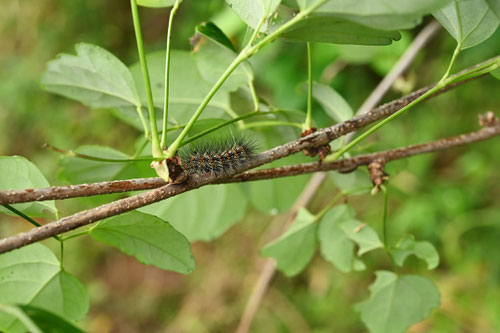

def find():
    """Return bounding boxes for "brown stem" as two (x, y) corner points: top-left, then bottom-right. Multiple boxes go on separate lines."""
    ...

(0, 66), (485, 206)
(0, 115), (498, 254)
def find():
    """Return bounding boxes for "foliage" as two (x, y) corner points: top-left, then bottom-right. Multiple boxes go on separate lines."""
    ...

(0, 0), (499, 332)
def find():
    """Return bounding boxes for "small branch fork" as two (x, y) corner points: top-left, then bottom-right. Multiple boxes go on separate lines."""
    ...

(3, 120), (498, 205)
(0, 57), (497, 254)
(0, 113), (498, 254)
(0, 69), (485, 206)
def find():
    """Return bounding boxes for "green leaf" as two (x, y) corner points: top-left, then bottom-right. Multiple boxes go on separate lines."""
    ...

(193, 25), (251, 92)
(90, 211), (195, 274)
(433, 0), (500, 49)
(0, 156), (56, 218)
(41, 43), (140, 108)
(0, 305), (85, 333)
(491, 66), (500, 79)
(137, 0), (181, 8)
(196, 22), (237, 52)
(0, 244), (89, 333)
(226, 0), (282, 30)
(58, 145), (131, 184)
(283, 16), (401, 45)
(329, 170), (372, 194)
(318, 205), (366, 272)
(0, 305), (43, 333)
(390, 235), (440, 270)
(140, 184), (247, 241)
(355, 271), (440, 333)
(311, 82), (353, 122)
(340, 219), (384, 255)
(262, 208), (318, 276)
(301, 0), (452, 30)
(127, 50), (232, 126)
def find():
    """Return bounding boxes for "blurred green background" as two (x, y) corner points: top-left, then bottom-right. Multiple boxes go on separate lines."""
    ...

(1, 0), (499, 332)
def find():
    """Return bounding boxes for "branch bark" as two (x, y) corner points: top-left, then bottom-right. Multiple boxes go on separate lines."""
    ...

(0, 114), (498, 254)
(0, 64), (486, 206)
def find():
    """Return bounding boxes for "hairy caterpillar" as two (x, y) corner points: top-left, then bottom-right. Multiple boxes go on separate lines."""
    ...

(179, 136), (256, 177)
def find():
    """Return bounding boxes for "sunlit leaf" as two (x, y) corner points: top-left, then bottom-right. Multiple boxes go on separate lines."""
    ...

(58, 145), (131, 184)
(140, 184), (248, 241)
(355, 271), (440, 333)
(0, 156), (56, 217)
(0, 305), (84, 333)
(195, 21), (237, 52)
(391, 235), (440, 269)
(193, 23), (251, 92)
(311, 82), (353, 122)
(41, 43), (140, 108)
(300, 0), (452, 30)
(262, 208), (318, 276)
(283, 16), (401, 45)
(226, 0), (282, 30)
(0, 244), (89, 333)
(340, 219), (384, 255)
(433, 0), (500, 49)
(90, 211), (195, 274)
(318, 205), (366, 272)
(127, 50), (232, 126)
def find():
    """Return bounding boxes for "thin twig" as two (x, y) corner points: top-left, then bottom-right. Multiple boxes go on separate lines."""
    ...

(0, 52), (496, 253)
(0, 68), (484, 206)
(0, 113), (497, 255)
(0, 118), (500, 253)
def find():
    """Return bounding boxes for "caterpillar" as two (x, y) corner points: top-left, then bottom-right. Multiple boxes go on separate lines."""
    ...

(179, 136), (256, 177)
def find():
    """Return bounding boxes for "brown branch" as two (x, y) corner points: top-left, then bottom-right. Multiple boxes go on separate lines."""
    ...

(0, 114), (498, 254)
(0, 178), (167, 205)
(230, 119), (500, 182)
(0, 65), (487, 206)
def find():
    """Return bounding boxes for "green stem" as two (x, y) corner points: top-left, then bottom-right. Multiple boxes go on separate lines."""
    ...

(440, 42), (461, 84)
(242, 120), (303, 130)
(62, 220), (103, 242)
(330, 56), (500, 160)
(304, 42), (313, 131)
(180, 111), (260, 147)
(248, 76), (260, 112)
(3, 204), (41, 227)
(136, 105), (150, 139)
(315, 192), (344, 221)
(248, 16), (266, 46)
(60, 240), (64, 269)
(448, 62), (499, 84)
(164, 52), (248, 157)
(161, 0), (181, 149)
(164, 1), (327, 159)
(315, 186), (372, 221)
(130, 0), (162, 158)
(331, 87), (438, 160)
(381, 185), (389, 248)
(45, 144), (153, 162)
(3, 204), (61, 241)
(62, 230), (90, 241)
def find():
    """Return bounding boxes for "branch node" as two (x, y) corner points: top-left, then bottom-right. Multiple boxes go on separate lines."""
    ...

(368, 158), (389, 194)
(301, 127), (331, 160)
(479, 111), (499, 127)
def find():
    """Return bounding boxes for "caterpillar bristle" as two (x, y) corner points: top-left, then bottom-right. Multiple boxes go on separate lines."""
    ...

(179, 135), (256, 177)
